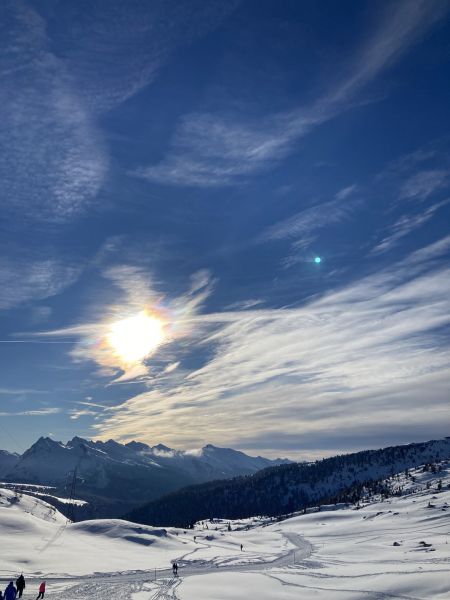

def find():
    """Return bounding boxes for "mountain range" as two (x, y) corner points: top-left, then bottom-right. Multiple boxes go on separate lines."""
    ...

(126, 437), (450, 527)
(0, 436), (289, 518)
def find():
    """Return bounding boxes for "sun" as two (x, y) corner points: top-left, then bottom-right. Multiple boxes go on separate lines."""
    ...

(107, 311), (165, 364)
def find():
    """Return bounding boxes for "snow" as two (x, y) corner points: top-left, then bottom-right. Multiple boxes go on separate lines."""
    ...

(10, 435), (286, 486)
(0, 461), (449, 599)
(0, 482), (55, 490)
(0, 490), (192, 576)
(4, 436), (288, 520)
(32, 492), (87, 506)
(179, 573), (301, 600)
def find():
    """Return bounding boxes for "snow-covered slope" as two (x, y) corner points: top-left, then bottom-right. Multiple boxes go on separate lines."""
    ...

(0, 487), (187, 576)
(181, 460), (450, 599)
(2, 436), (288, 518)
(0, 459), (449, 599)
(129, 436), (450, 526)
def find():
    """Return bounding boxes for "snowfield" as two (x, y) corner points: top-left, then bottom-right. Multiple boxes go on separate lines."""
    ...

(0, 462), (449, 599)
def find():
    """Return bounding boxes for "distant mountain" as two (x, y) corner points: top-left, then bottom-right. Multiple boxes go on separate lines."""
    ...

(2, 436), (289, 518)
(0, 450), (20, 478)
(126, 437), (450, 527)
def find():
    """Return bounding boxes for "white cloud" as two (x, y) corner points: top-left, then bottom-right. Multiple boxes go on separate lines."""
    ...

(34, 266), (214, 382)
(0, 257), (81, 309)
(92, 237), (450, 455)
(335, 184), (358, 201)
(0, 388), (44, 395)
(320, 0), (447, 105)
(260, 195), (358, 244)
(399, 169), (450, 201)
(134, 112), (296, 186)
(69, 408), (100, 420)
(135, 0), (448, 187)
(0, 2), (107, 222)
(0, 408), (61, 417)
(377, 140), (450, 205)
(372, 199), (449, 254)
(49, 0), (240, 114)
(258, 185), (360, 265)
(225, 299), (264, 310)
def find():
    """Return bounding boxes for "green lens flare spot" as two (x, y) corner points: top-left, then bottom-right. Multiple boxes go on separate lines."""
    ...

(314, 256), (321, 264)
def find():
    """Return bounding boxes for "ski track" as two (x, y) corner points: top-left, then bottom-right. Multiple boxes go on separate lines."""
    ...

(150, 578), (181, 600)
(25, 531), (311, 599)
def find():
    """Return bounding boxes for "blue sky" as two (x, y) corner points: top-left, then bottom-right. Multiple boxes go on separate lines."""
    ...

(0, 0), (449, 459)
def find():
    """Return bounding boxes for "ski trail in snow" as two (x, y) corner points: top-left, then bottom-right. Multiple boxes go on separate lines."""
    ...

(46, 578), (147, 599)
(150, 578), (181, 599)
(31, 531), (310, 599)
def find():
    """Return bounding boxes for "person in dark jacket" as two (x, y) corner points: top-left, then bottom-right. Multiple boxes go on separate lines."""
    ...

(36, 581), (46, 599)
(4, 582), (17, 600)
(15, 576), (25, 599)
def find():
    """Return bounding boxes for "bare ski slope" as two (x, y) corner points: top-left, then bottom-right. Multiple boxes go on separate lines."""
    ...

(0, 462), (449, 599)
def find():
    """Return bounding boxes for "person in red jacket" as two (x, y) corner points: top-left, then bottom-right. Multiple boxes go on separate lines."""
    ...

(36, 581), (45, 599)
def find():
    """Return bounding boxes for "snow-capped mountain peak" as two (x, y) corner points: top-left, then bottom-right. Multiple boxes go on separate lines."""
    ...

(1, 436), (289, 519)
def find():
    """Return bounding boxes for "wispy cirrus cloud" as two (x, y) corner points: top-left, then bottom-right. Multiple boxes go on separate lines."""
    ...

(260, 186), (359, 245)
(0, 388), (45, 395)
(69, 408), (100, 420)
(0, 1), (107, 222)
(135, 0), (448, 187)
(370, 140), (450, 254)
(0, 1), (241, 222)
(0, 256), (81, 309)
(378, 139), (450, 203)
(0, 407), (61, 417)
(48, 0), (240, 113)
(93, 236), (450, 457)
(258, 184), (360, 267)
(34, 266), (215, 382)
(372, 199), (449, 254)
(399, 169), (450, 201)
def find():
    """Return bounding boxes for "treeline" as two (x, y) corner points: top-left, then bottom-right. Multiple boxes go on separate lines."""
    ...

(126, 437), (450, 527)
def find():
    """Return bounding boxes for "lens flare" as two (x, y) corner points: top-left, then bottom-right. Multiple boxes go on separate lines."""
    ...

(107, 311), (165, 364)
(314, 256), (321, 264)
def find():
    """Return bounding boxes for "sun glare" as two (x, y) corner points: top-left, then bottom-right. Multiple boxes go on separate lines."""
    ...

(107, 311), (165, 364)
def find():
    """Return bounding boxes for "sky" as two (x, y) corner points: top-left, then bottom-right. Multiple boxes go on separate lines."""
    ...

(0, 0), (449, 460)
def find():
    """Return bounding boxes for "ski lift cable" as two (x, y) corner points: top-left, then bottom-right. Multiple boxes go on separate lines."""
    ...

(38, 443), (88, 555)
(67, 443), (88, 522)
(0, 420), (27, 455)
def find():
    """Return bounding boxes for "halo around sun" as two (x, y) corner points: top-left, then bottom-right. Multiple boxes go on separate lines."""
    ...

(107, 311), (165, 365)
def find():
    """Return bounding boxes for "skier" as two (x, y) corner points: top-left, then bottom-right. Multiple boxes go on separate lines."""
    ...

(4, 582), (16, 600)
(172, 562), (178, 577)
(15, 575), (25, 599)
(240, 544), (243, 551)
(36, 581), (46, 599)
